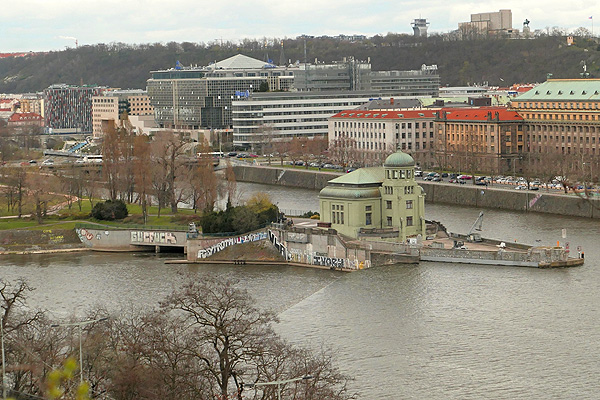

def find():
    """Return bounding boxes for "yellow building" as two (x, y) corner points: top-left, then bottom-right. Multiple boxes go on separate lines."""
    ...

(319, 148), (426, 241)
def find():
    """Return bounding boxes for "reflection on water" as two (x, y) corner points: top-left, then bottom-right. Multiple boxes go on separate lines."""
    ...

(2, 183), (600, 398)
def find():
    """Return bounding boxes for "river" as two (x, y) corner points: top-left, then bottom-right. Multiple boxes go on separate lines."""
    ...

(2, 182), (599, 399)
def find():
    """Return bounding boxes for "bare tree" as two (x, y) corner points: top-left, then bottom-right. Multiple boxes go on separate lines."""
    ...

(3, 166), (26, 216)
(133, 135), (152, 224)
(161, 276), (278, 399)
(151, 131), (189, 213)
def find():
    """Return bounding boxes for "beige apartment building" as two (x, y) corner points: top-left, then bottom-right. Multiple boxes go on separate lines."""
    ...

(92, 90), (154, 138)
(434, 106), (524, 174)
(328, 109), (438, 168)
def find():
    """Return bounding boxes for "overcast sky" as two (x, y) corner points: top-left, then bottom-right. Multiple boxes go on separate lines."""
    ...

(0, 0), (596, 52)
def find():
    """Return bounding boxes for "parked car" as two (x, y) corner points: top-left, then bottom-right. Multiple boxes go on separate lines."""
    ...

(432, 177), (442, 182)
(515, 185), (527, 190)
(441, 172), (449, 178)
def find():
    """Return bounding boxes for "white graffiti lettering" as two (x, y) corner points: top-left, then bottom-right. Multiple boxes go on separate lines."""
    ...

(313, 255), (345, 269)
(268, 230), (289, 260)
(131, 231), (178, 244)
(197, 232), (268, 259)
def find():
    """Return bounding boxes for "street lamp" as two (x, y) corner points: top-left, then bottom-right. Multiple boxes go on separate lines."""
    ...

(51, 317), (108, 384)
(244, 375), (313, 400)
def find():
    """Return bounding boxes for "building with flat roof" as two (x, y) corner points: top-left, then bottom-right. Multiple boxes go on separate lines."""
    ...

(329, 109), (438, 168)
(43, 84), (105, 134)
(458, 9), (517, 38)
(232, 91), (427, 149)
(293, 60), (440, 95)
(147, 54), (295, 130)
(92, 89), (154, 138)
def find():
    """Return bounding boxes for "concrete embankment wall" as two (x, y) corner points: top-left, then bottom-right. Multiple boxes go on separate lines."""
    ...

(233, 165), (600, 219)
(233, 165), (339, 190)
(0, 229), (84, 253)
(76, 227), (188, 251)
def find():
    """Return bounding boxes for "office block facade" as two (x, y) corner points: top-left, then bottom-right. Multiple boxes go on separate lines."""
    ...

(147, 54), (294, 130)
(43, 84), (104, 134)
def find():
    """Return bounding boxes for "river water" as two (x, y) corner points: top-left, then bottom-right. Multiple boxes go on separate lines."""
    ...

(2, 182), (600, 399)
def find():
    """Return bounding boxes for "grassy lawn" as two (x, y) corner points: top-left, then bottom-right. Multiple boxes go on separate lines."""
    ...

(0, 199), (203, 231)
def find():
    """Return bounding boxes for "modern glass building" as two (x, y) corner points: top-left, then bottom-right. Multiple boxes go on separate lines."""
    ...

(147, 55), (440, 135)
(147, 54), (294, 130)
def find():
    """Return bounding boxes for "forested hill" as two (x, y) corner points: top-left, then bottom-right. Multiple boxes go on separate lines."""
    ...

(1, 34), (599, 93)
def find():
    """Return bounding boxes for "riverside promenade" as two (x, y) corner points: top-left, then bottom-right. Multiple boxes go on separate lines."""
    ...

(232, 164), (600, 219)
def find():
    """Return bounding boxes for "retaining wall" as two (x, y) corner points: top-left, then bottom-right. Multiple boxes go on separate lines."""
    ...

(233, 165), (600, 219)
(76, 228), (188, 251)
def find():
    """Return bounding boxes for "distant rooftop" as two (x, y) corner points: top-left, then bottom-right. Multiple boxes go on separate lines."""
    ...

(514, 79), (600, 101)
(332, 109), (438, 119)
(209, 54), (275, 70)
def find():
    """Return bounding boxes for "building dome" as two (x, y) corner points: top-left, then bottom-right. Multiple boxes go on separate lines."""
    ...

(384, 148), (415, 168)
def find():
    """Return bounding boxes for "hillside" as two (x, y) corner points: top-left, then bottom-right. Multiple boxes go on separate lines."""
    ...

(1, 34), (599, 93)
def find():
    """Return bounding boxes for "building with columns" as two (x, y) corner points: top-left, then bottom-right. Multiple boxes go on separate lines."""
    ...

(319, 147), (426, 241)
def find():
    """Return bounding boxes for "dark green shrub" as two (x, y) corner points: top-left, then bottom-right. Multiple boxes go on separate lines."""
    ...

(91, 200), (128, 221)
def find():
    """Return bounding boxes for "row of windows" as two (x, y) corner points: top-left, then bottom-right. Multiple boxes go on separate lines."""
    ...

(386, 169), (414, 179)
(518, 101), (600, 110)
(334, 121), (435, 129)
(532, 135), (597, 143)
(385, 200), (413, 209)
(524, 113), (598, 121)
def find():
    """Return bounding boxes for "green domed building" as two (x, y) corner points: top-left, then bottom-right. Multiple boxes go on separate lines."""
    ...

(319, 147), (426, 241)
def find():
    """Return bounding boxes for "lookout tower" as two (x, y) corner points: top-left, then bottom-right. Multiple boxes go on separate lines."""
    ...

(412, 18), (429, 37)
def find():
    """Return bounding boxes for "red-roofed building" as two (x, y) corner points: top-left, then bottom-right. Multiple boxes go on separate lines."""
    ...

(0, 99), (19, 119)
(7, 112), (43, 127)
(434, 106), (524, 174)
(329, 109), (439, 167)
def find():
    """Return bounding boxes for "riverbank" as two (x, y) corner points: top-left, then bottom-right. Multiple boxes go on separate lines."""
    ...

(233, 165), (600, 219)
(0, 228), (86, 254)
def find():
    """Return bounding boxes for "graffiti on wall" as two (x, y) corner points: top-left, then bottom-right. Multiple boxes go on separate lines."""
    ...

(76, 228), (94, 242)
(313, 255), (345, 269)
(288, 248), (312, 264)
(268, 230), (289, 260)
(197, 232), (268, 259)
(131, 231), (177, 244)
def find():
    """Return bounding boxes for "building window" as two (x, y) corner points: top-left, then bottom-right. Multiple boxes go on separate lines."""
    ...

(406, 200), (413, 209)
(366, 213), (372, 225)
(407, 216), (413, 226)
(365, 205), (372, 211)
(387, 216), (393, 226)
(386, 201), (392, 209)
